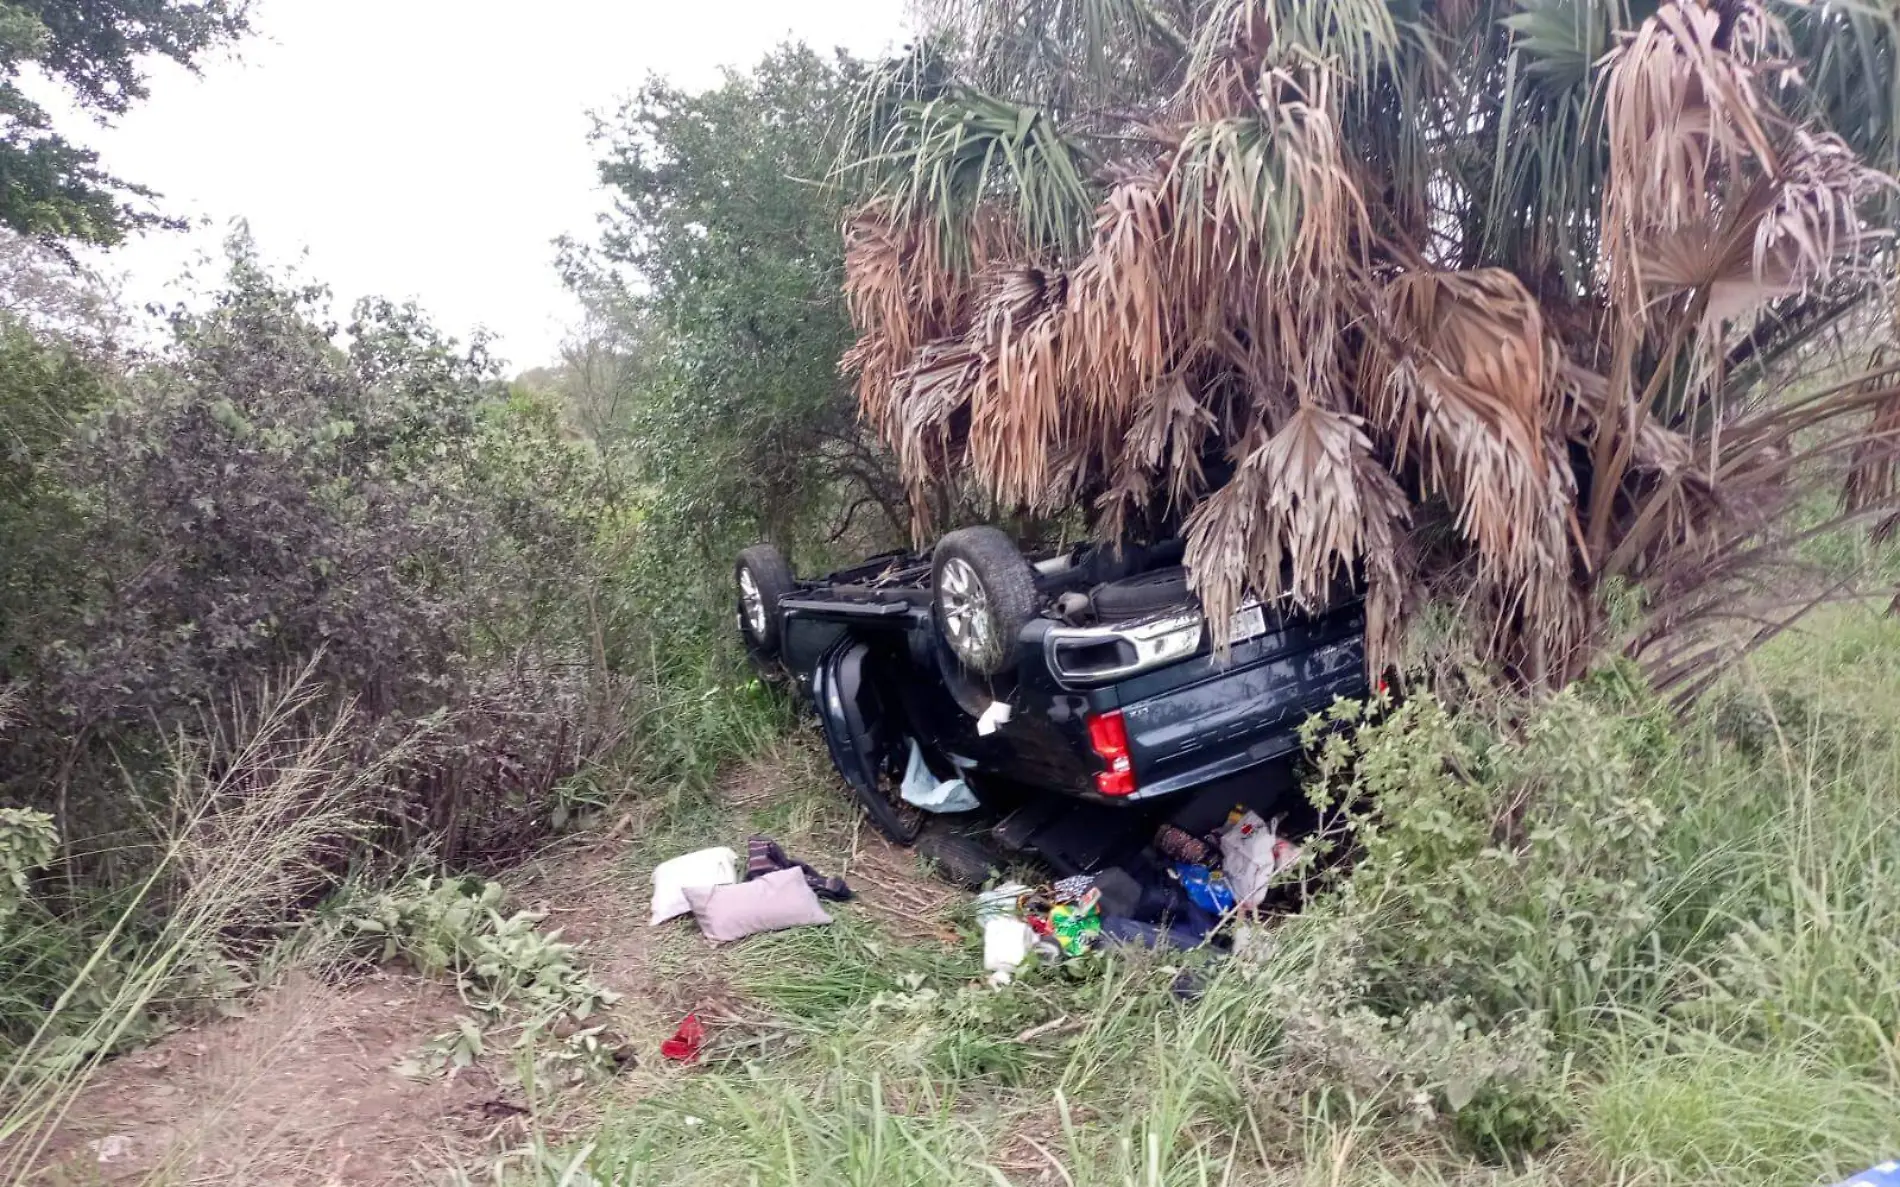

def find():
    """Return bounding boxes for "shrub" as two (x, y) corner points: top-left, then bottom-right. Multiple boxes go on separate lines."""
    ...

(1302, 677), (1680, 1041)
(2, 243), (620, 873)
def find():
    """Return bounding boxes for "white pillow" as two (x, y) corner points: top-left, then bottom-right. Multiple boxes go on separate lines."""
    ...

(649, 846), (739, 925)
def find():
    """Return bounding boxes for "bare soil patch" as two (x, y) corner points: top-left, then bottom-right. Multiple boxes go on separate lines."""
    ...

(27, 751), (970, 1185)
(34, 972), (502, 1186)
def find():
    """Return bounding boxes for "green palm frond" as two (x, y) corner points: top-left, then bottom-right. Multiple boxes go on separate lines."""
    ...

(1504, 0), (1611, 89)
(920, 0), (1194, 109)
(855, 86), (1100, 263)
(1781, 0), (1900, 173)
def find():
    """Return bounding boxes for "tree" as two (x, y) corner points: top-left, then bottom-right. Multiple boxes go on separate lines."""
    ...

(574, 44), (905, 559)
(548, 269), (658, 448)
(843, 0), (1900, 689)
(0, 0), (251, 246)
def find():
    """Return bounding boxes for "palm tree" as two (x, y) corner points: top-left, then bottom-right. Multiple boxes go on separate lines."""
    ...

(838, 0), (1900, 691)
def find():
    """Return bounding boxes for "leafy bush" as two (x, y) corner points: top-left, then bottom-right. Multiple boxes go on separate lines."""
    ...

(576, 44), (903, 556)
(345, 874), (625, 1084)
(1, 242), (620, 872)
(1302, 677), (1680, 1042)
(0, 808), (55, 927)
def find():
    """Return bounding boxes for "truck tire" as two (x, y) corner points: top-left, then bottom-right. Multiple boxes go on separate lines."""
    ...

(932, 527), (1037, 677)
(1092, 565), (1192, 621)
(736, 544), (795, 655)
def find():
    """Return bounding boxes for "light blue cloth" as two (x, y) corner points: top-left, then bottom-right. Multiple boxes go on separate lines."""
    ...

(900, 738), (980, 813)
(1834, 1162), (1900, 1187)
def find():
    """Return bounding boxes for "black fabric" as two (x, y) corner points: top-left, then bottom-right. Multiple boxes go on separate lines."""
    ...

(1092, 866), (1143, 920)
(745, 835), (854, 902)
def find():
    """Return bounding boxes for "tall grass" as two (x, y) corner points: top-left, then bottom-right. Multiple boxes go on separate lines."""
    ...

(0, 662), (418, 1179)
(612, 638), (795, 797)
(519, 603), (1900, 1187)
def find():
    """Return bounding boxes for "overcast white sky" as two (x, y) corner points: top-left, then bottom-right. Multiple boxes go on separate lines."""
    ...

(44, 0), (909, 370)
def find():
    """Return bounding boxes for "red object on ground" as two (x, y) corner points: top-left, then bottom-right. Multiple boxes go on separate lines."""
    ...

(660, 1012), (705, 1062)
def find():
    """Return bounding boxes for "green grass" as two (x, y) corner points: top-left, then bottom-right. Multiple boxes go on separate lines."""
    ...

(495, 601), (1900, 1187)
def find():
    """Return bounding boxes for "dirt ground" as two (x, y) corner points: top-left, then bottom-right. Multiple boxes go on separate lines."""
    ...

(25, 759), (964, 1186)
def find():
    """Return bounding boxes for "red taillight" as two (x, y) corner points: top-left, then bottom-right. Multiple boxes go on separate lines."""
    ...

(1085, 709), (1137, 797)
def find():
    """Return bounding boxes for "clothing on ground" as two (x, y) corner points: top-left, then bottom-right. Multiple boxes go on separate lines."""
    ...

(745, 835), (853, 901)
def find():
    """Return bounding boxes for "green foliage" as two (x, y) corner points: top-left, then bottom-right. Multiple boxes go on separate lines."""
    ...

(345, 874), (625, 1085)
(574, 43), (904, 557)
(0, 807), (54, 926)
(1302, 683), (1681, 1041)
(0, 0), (251, 245)
(0, 314), (108, 675)
(1, 237), (618, 870)
(547, 46), (914, 806)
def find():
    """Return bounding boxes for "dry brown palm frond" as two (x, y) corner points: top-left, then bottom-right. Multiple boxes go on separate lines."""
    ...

(1592, 0), (1895, 569)
(841, 211), (913, 440)
(1601, 0), (1784, 313)
(1603, 5), (1891, 367)
(1066, 172), (1178, 455)
(1182, 0), (1274, 121)
(890, 338), (983, 538)
(894, 339), (981, 477)
(1751, 128), (1892, 289)
(1170, 65), (1368, 410)
(1371, 269), (1576, 599)
(968, 267), (1069, 509)
(1096, 375), (1216, 542)
(1369, 268), (1583, 666)
(1373, 269), (1553, 471)
(845, 199), (1036, 518)
(1556, 357), (1725, 577)
(1637, 144), (1890, 406)
(841, 0), (1900, 691)
(1185, 405), (1411, 668)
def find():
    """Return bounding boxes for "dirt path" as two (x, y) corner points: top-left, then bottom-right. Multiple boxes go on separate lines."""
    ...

(29, 756), (964, 1186)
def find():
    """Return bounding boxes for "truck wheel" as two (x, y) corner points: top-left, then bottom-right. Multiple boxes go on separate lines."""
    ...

(932, 527), (1037, 677)
(736, 544), (794, 655)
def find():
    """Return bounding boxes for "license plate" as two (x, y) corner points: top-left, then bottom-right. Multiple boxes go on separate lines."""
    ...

(1228, 604), (1267, 643)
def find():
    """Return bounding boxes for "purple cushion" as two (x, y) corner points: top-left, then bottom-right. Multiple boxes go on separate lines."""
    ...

(681, 867), (832, 943)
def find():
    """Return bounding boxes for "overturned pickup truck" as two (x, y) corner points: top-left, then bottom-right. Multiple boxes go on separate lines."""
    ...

(735, 526), (1366, 867)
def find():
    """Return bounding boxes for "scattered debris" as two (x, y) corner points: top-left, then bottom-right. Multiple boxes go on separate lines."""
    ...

(975, 700), (1013, 735)
(1832, 1161), (1900, 1187)
(1220, 810), (1298, 908)
(974, 882), (1033, 921)
(745, 835), (852, 901)
(1173, 862), (1237, 914)
(660, 1013), (705, 1063)
(1154, 823), (1215, 865)
(1010, 1015), (1080, 1043)
(682, 867), (834, 943)
(900, 738), (980, 813)
(1049, 896), (1102, 957)
(89, 1134), (134, 1165)
(649, 847), (739, 926)
(983, 917), (1037, 985)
